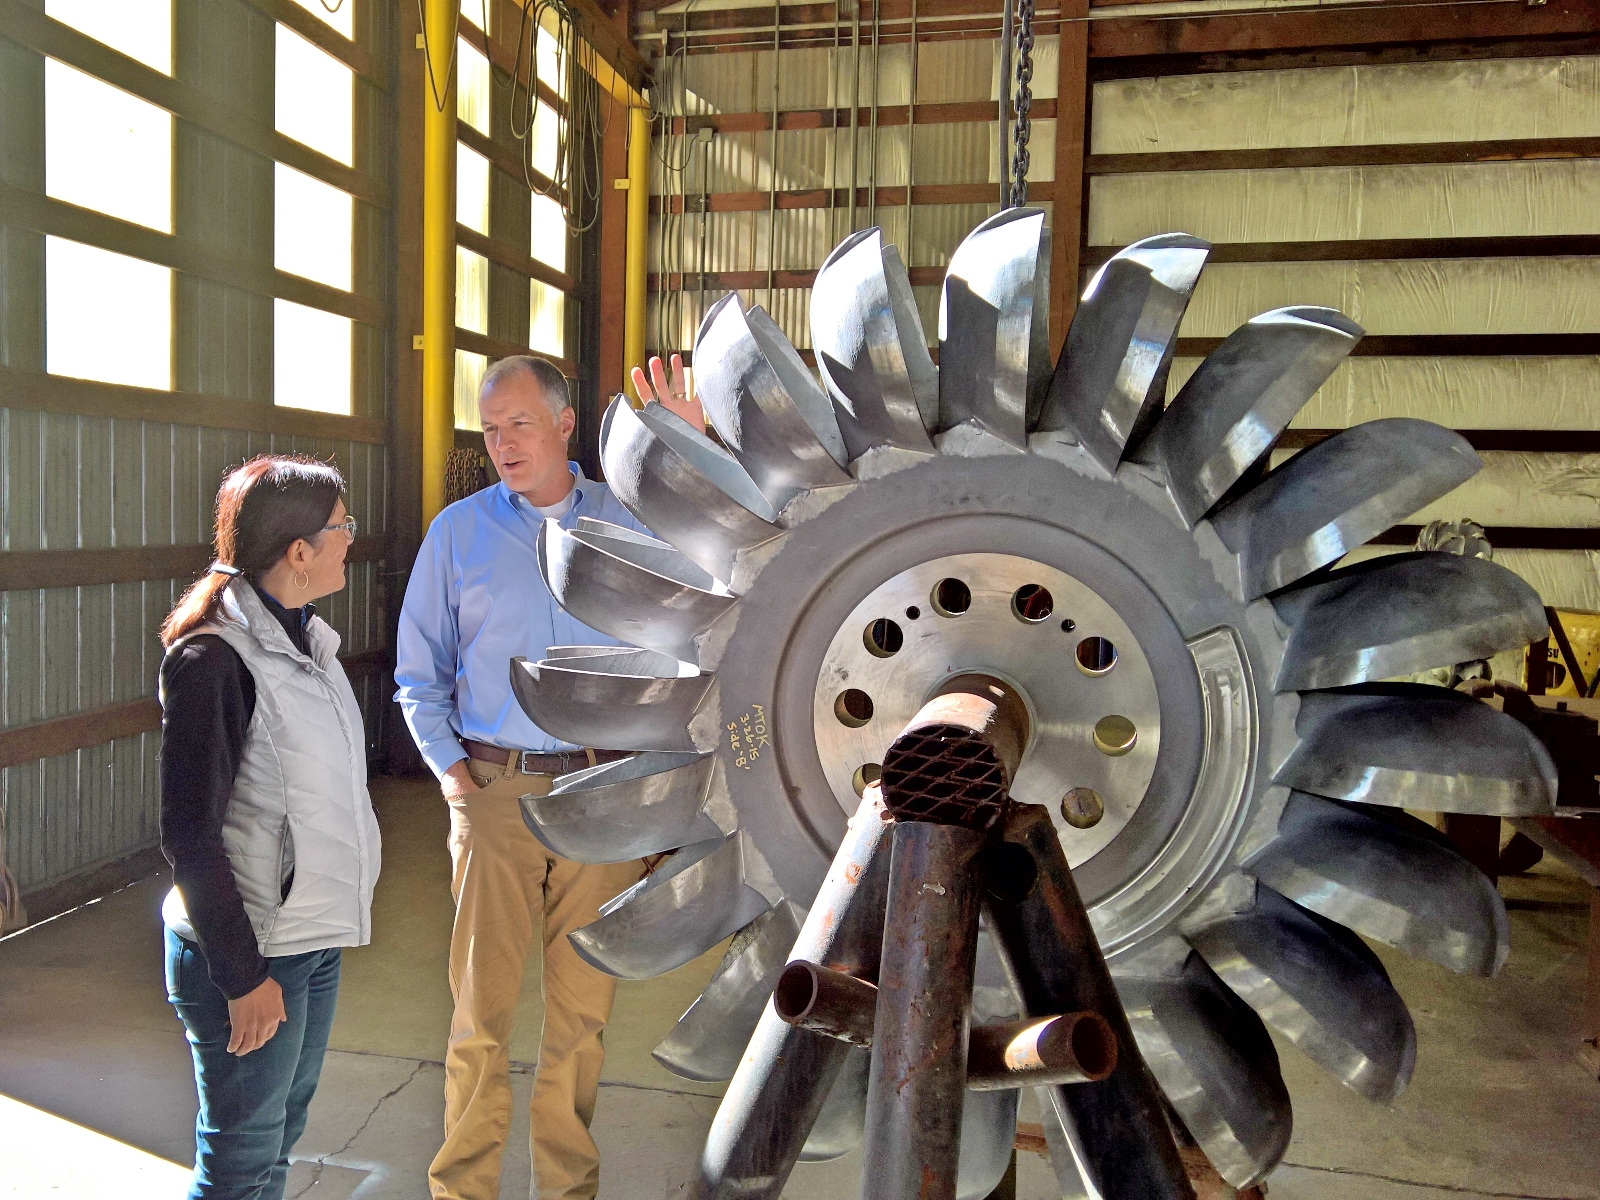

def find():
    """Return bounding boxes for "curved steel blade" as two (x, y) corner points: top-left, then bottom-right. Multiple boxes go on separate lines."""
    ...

(600, 396), (783, 586)
(1273, 553), (1548, 692)
(1117, 950), (1291, 1189)
(811, 228), (938, 458)
(520, 752), (729, 864)
(568, 832), (777, 980)
(509, 653), (712, 753)
(1245, 791), (1509, 976)
(696, 297), (851, 509)
(1212, 420), (1481, 598)
(937, 207), (1050, 449)
(1276, 684), (1557, 817)
(955, 1079), (1021, 1200)
(1149, 306), (1364, 527)
(1186, 879), (1416, 1104)
(1034, 233), (1210, 471)
(799, 1046), (870, 1161)
(653, 901), (807, 1082)
(538, 520), (736, 666)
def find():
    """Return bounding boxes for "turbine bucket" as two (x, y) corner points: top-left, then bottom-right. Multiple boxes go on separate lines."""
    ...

(1116, 948), (1292, 1189)
(1244, 791), (1510, 976)
(1276, 684), (1557, 816)
(1035, 233), (1211, 472)
(695, 298), (852, 509)
(1149, 307), (1363, 527)
(937, 208), (1051, 450)
(520, 751), (731, 864)
(800, 1048), (871, 1161)
(600, 396), (782, 586)
(955, 1089), (1020, 1200)
(1273, 552), (1548, 691)
(538, 520), (736, 667)
(1212, 419), (1481, 597)
(567, 832), (777, 980)
(811, 228), (938, 459)
(652, 901), (807, 1083)
(509, 652), (712, 753)
(1186, 880), (1417, 1104)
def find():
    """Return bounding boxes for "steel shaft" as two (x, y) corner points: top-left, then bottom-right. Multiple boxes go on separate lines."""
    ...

(986, 802), (1196, 1200)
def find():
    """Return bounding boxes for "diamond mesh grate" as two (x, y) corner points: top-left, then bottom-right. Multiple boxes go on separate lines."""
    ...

(880, 723), (1010, 830)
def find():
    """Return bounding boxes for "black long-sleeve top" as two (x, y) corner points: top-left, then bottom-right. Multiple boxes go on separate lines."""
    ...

(158, 585), (314, 1000)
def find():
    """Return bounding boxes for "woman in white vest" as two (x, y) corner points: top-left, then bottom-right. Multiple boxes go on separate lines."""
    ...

(158, 454), (381, 1200)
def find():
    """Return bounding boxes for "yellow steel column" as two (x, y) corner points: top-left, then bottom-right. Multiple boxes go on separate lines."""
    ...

(421, 0), (460, 525)
(622, 102), (650, 403)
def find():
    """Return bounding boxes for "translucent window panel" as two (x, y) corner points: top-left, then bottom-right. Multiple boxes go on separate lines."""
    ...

(275, 163), (352, 290)
(275, 23), (353, 166)
(529, 279), (566, 356)
(536, 20), (564, 97)
(275, 299), (351, 414)
(458, 143), (490, 234)
(462, 0), (486, 30)
(287, 0), (354, 39)
(45, 60), (172, 232)
(458, 37), (491, 135)
(456, 349), (487, 430)
(456, 247), (488, 335)
(531, 103), (562, 180)
(530, 192), (566, 271)
(46, 238), (171, 389)
(46, 0), (172, 72)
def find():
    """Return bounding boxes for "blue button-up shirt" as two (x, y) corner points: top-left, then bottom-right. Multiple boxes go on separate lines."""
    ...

(394, 463), (648, 777)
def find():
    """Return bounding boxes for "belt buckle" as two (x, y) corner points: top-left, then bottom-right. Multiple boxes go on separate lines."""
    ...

(518, 750), (540, 775)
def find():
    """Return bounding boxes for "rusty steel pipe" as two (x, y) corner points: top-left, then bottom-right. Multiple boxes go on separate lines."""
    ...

(862, 818), (988, 1200)
(775, 960), (1118, 1089)
(693, 791), (895, 1200)
(986, 802), (1195, 1200)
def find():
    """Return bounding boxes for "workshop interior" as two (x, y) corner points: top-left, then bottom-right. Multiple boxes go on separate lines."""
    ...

(0, 0), (1597, 1198)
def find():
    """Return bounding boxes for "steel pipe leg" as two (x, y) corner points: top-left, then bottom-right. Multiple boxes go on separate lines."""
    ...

(862, 819), (988, 1200)
(694, 792), (895, 1200)
(986, 802), (1195, 1200)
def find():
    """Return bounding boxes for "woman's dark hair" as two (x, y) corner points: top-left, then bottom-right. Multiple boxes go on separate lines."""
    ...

(161, 455), (345, 647)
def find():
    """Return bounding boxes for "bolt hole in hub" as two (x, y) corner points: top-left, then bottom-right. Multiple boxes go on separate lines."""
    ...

(813, 553), (1162, 873)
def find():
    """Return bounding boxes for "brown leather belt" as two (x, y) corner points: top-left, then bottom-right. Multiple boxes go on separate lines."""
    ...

(462, 739), (630, 776)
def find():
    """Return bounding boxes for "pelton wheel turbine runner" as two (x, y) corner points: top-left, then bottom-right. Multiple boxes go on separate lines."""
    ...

(510, 211), (1557, 1196)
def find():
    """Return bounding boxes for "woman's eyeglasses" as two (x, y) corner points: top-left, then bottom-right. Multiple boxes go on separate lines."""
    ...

(322, 517), (358, 540)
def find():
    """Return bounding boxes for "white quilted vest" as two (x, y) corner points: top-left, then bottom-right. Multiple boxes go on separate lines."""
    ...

(162, 580), (381, 958)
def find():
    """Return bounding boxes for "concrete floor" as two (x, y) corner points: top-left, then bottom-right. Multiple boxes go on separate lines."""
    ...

(2, 775), (1597, 1200)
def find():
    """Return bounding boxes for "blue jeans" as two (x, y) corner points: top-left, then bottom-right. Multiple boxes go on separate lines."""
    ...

(165, 927), (342, 1200)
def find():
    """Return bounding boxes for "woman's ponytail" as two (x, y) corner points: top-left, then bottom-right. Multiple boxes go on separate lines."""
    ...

(161, 455), (344, 647)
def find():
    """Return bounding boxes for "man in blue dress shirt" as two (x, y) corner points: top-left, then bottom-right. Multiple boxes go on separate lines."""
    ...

(395, 354), (700, 1200)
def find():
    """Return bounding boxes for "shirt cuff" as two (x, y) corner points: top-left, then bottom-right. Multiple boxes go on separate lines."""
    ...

(421, 738), (468, 780)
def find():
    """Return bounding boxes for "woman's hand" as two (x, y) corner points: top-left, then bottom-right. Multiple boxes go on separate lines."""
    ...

(227, 975), (286, 1055)
(632, 353), (706, 432)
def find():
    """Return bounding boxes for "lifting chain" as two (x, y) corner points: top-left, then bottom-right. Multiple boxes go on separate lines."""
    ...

(1008, 0), (1036, 209)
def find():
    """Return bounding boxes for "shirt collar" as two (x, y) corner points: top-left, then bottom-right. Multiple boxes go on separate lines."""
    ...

(496, 461), (590, 513)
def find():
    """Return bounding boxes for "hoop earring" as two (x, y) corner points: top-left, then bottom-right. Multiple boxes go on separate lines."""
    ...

(293, 570), (310, 591)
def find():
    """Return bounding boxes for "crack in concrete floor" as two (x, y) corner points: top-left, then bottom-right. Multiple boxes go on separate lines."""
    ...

(287, 1060), (426, 1199)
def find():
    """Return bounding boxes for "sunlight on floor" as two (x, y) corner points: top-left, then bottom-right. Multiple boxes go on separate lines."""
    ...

(0, 1093), (190, 1198)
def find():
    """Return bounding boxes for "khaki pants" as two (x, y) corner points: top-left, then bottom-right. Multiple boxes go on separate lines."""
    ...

(428, 758), (642, 1200)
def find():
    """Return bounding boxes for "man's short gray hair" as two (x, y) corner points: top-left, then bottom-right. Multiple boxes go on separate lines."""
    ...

(479, 355), (571, 418)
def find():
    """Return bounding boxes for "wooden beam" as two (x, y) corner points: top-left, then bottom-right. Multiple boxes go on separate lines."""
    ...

(0, 184), (385, 326)
(650, 265), (947, 291)
(0, 537), (390, 593)
(1051, 0), (1090, 357)
(1369, 526), (1600, 551)
(455, 327), (579, 377)
(0, 646), (393, 769)
(456, 223), (577, 294)
(1086, 0), (1600, 60)
(457, 123), (563, 202)
(0, 0), (389, 208)
(457, 16), (568, 117)
(0, 368), (388, 444)
(1176, 334), (1600, 358)
(1084, 235), (1600, 269)
(1085, 137), (1600, 176)
(652, 181), (1055, 214)
(667, 99), (1059, 135)
(240, 0), (387, 88)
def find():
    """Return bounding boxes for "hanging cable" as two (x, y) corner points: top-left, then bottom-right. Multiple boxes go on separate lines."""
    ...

(415, 0), (460, 112)
(1008, 0), (1035, 209)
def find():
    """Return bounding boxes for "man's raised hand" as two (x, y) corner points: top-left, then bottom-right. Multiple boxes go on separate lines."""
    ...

(631, 352), (706, 432)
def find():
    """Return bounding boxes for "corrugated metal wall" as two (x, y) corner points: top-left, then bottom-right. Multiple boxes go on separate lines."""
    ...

(0, 0), (396, 902)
